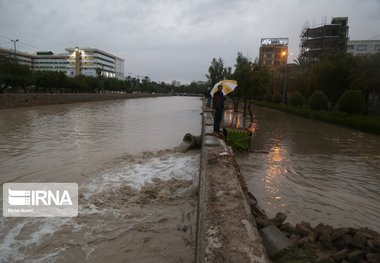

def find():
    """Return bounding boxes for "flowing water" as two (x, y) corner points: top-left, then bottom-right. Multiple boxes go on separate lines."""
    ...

(235, 106), (380, 232)
(0, 96), (202, 262)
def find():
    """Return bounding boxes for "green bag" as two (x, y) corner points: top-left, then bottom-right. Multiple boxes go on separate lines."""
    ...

(224, 128), (252, 150)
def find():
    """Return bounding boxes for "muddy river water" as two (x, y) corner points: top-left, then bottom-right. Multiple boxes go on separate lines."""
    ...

(0, 96), (202, 262)
(235, 106), (380, 233)
(1, 97), (379, 262)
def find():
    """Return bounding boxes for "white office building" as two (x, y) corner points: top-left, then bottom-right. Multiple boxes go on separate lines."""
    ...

(0, 47), (125, 80)
(65, 47), (124, 79)
(33, 51), (70, 74)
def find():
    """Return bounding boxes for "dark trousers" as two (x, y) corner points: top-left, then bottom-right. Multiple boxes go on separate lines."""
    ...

(214, 109), (223, 132)
(207, 97), (211, 107)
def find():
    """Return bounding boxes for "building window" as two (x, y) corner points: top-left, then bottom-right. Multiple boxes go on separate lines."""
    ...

(375, 45), (380, 51)
(357, 45), (367, 51)
(347, 45), (353, 51)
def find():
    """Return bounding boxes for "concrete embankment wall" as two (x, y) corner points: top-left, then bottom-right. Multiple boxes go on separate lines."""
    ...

(196, 104), (269, 262)
(0, 93), (165, 109)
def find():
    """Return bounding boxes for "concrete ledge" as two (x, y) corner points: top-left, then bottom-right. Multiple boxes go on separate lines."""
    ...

(203, 112), (214, 126)
(196, 103), (269, 263)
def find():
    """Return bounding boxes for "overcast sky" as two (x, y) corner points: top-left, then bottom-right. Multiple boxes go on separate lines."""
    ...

(1, 0), (379, 84)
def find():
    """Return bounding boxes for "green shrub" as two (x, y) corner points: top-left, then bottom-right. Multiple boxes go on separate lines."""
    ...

(309, 90), (328, 111)
(264, 93), (272, 102)
(338, 90), (365, 114)
(272, 92), (282, 104)
(289, 91), (304, 107)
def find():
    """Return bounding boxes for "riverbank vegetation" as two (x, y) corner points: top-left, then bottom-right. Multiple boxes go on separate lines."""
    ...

(206, 52), (380, 134)
(0, 54), (206, 94)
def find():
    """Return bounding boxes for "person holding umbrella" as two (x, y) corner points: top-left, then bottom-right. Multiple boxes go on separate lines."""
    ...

(210, 80), (237, 135)
(213, 84), (225, 134)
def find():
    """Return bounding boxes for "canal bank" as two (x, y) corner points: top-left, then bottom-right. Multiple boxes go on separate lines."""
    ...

(0, 93), (166, 109)
(196, 103), (269, 262)
(197, 102), (380, 263)
(199, 102), (380, 262)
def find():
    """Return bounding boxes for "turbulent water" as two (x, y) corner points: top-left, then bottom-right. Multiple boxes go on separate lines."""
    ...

(0, 96), (202, 262)
(235, 106), (380, 232)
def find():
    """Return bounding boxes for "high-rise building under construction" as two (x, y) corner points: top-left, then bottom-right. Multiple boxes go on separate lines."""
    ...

(300, 17), (349, 60)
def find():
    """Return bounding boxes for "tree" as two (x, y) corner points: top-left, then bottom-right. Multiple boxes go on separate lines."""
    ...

(289, 91), (305, 107)
(338, 90), (365, 114)
(233, 53), (252, 113)
(351, 54), (380, 113)
(309, 53), (358, 106)
(309, 90), (328, 111)
(0, 54), (32, 93)
(289, 58), (313, 98)
(206, 57), (225, 87)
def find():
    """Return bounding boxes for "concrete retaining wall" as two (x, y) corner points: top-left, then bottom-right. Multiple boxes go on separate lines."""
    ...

(196, 103), (269, 262)
(0, 93), (165, 109)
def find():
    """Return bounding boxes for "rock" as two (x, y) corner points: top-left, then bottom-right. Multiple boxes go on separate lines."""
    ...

(368, 240), (375, 250)
(301, 221), (312, 228)
(247, 192), (257, 206)
(296, 223), (314, 237)
(358, 228), (376, 239)
(353, 232), (368, 249)
(280, 223), (296, 234)
(373, 238), (380, 251)
(316, 250), (332, 262)
(271, 212), (287, 227)
(289, 234), (302, 244)
(256, 215), (274, 228)
(261, 225), (292, 258)
(342, 233), (354, 247)
(297, 236), (311, 245)
(319, 228), (333, 249)
(331, 228), (350, 241)
(367, 253), (380, 263)
(331, 248), (349, 262)
(314, 223), (325, 236)
(250, 204), (266, 217)
(333, 240), (347, 250)
(347, 250), (365, 263)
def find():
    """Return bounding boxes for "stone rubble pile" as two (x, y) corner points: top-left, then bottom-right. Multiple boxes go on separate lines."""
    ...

(256, 211), (380, 263)
(232, 150), (380, 263)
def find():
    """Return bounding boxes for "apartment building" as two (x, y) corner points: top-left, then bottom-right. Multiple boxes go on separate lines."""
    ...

(347, 40), (380, 57)
(259, 38), (289, 71)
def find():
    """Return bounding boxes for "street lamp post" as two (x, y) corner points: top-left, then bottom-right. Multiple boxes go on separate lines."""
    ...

(281, 51), (288, 104)
(11, 39), (19, 62)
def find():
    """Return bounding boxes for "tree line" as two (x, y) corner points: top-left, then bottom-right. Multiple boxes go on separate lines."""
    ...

(0, 54), (206, 95)
(206, 52), (380, 115)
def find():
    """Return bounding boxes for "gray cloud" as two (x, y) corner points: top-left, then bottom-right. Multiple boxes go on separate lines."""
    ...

(1, 0), (379, 83)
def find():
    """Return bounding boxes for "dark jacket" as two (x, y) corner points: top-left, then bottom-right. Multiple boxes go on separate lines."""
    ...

(213, 91), (224, 110)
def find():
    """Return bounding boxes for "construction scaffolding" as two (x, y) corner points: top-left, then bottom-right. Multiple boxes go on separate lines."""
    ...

(300, 17), (349, 60)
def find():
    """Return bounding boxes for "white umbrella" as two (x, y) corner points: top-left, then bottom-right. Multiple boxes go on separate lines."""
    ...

(210, 80), (238, 97)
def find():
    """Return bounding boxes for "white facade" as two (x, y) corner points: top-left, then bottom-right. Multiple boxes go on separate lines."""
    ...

(0, 48), (34, 67)
(34, 52), (70, 74)
(347, 40), (380, 57)
(65, 47), (124, 79)
(0, 47), (125, 80)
